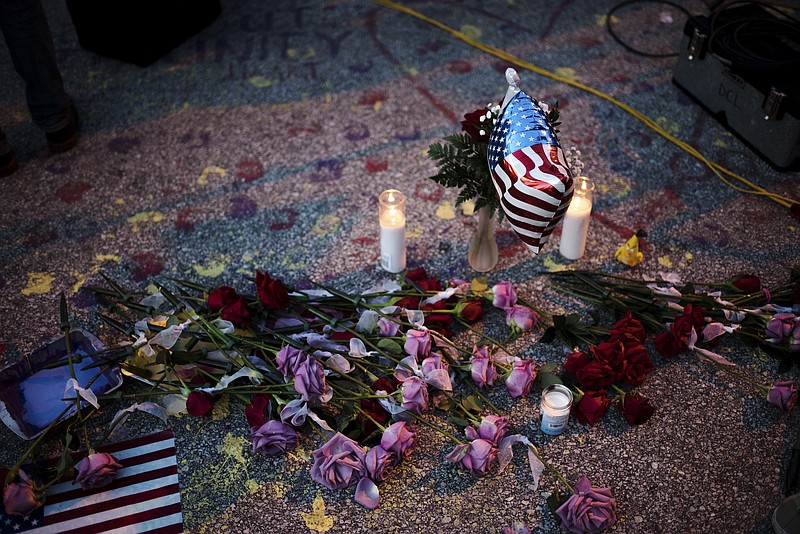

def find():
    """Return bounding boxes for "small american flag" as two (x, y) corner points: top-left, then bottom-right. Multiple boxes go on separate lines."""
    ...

(488, 90), (574, 254)
(1, 429), (183, 534)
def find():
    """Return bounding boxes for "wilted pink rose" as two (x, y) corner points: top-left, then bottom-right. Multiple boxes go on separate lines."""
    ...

(766, 314), (798, 345)
(767, 380), (799, 411)
(403, 329), (432, 359)
(293, 357), (332, 404)
(401, 376), (429, 413)
(310, 433), (367, 490)
(364, 445), (396, 481)
(276, 345), (308, 377)
(505, 358), (537, 398)
(505, 305), (538, 332)
(464, 415), (510, 446)
(74, 452), (122, 490)
(555, 475), (617, 533)
(471, 347), (498, 388)
(251, 420), (301, 455)
(491, 281), (517, 309)
(445, 439), (497, 476)
(3, 470), (44, 516)
(378, 317), (400, 337)
(381, 421), (416, 458)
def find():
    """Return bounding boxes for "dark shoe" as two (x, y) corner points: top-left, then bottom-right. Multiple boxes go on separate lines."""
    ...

(0, 151), (18, 178)
(773, 493), (800, 534)
(46, 105), (80, 153)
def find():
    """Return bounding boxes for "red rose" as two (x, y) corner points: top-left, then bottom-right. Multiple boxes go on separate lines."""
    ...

(576, 360), (615, 391)
(671, 315), (694, 343)
(221, 296), (251, 326)
(730, 274), (761, 293)
(255, 271), (290, 310)
(592, 341), (626, 379)
(458, 300), (484, 323)
(422, 300), (451, 331)
(208, 285), (239, 312)
(461, 109), (490, 142)
(416, 277), (442, 292)
(792, 283), (800, 305)
(186, 390), (215, 417)
(406, 267), (429, 281)
(682, 304), (706, 330)
(394, 296), (421, 310)
(245, 394), (273, 428)
(619, 392), (655, 425)
(608, 311), (647, 343)
(329, 330), (357, 342)
(655, 331), (682, 358)
(573, 390), (610, 426)
(372, 377), (400, 393)
(358, 398), (391, 435)
(622, 344), (653, 387)
(564, 351), (590, 375)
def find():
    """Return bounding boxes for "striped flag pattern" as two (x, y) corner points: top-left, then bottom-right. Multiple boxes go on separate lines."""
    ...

(1, 429), (183, 534)
(488, 90), (574, 254)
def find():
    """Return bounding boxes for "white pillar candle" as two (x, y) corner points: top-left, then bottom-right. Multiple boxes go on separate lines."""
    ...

(559, 176), (596, 260)
(378, 189), (406, 273)
(539, 384), (573, 435)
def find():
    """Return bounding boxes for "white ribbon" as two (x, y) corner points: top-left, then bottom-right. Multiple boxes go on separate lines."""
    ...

(687, 327), (735, 366)
(280, 399), (334, 433)
(497, 435), (545, 491)
(109, 401), (168, 438)
(349, 338), (375, 359)
(422, 288), (457, 306)
(356, 310), (380, 333)
(64, 378), (99, 409)
(199, 366), (263, 393)
(405, 310), (425, 327)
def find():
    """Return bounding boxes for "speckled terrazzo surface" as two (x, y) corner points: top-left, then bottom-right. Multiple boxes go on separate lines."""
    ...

(1, 1), (799, 532)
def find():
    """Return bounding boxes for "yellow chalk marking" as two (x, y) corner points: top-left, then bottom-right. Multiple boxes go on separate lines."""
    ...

(128, 211), (165, 232)
(656, 116), (680, 136)
(461, 199), (476, 216)
(404, 65), (419, 77)
(553, 67), (577, 82)
(542, 256), (567, 272)
(311, 214), (341, 237)
(406, 226), (423, 239)
(197, 165), (227, 185)
(21, 272), (55, 296)
(435, 200), (456, 220)
(685, 252), (694, 261)
(301, 493), (335, 532)
(658, 255), (673, 268)
(596, 15), (618, 26)
(245, 479), (260, 494)
(273, 481), (288, 498)
(192, 253), (231, 278)
(211, 395), (230, 421)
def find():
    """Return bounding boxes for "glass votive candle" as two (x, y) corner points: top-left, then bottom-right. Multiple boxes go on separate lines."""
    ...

(378, 189), (406, 273)
(559, 176), (596, 260)
(539, 384), (573, 435)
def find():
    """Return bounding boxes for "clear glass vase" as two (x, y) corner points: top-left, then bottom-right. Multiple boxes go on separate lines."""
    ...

(468, 206), (499, 272)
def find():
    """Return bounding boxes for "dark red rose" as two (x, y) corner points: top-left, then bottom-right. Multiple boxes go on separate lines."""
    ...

(592, 341), (626, 379)
(245, 394), (272, 428)
(682, 304), (706, 330)
(208, 285), (239, 312)
(458, 300), (484, 323)
(730, 274), (761, 293)
(255, 271), (290, 310)
(573, 390), (610, 426)
(221, 296), (251, 326)
(622, 344), (653, 387)
(564, 351), (590, 375)
(461, 108), (490, 142)
(372, 377), (400, 394)
(416, 277), (442, 292)
(422, 300), (452, 331)
(608, 311), (647, 344)
(394, 296), (421, 310)
(671, 315), (694, 343)
(576, 360), (615, 391)
(186, 390), (215, 417)
(619, 392), (655, 425)
(792, 283), (800, 305)
(329, 330), (357, 342)
(406, 267), (429, 282)
(358, 398), (391, 435)
(654, 331), (682, 358)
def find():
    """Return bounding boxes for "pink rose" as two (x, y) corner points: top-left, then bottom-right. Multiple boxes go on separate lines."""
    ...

(74, 452), (122, 490)
(767, 380), (799, 411)
(403, 329), (432, 359)
(365, 445), (396, 481)
(381, 421), (416, 458)
(465, 415), (510, 446)
(378, 317), (400, 337)
(471, 346), (498, 388)
(445, 439), (497, 476)
(310, 433), (367, 490)
(251, 420), (301, 455)
(400, 376), (429, 413)
(555, 475), (617, 533)
(293, 357), (332, 405)
(3, 470), (44, 516)
(491, 281), (517, 309)
(505, 305), (538, 332)
(505, 358), (537, 398)
(275, 345), (308, 377)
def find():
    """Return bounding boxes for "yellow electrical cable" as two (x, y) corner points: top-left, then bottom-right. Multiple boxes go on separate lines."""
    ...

(373, 0), (797, 210)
